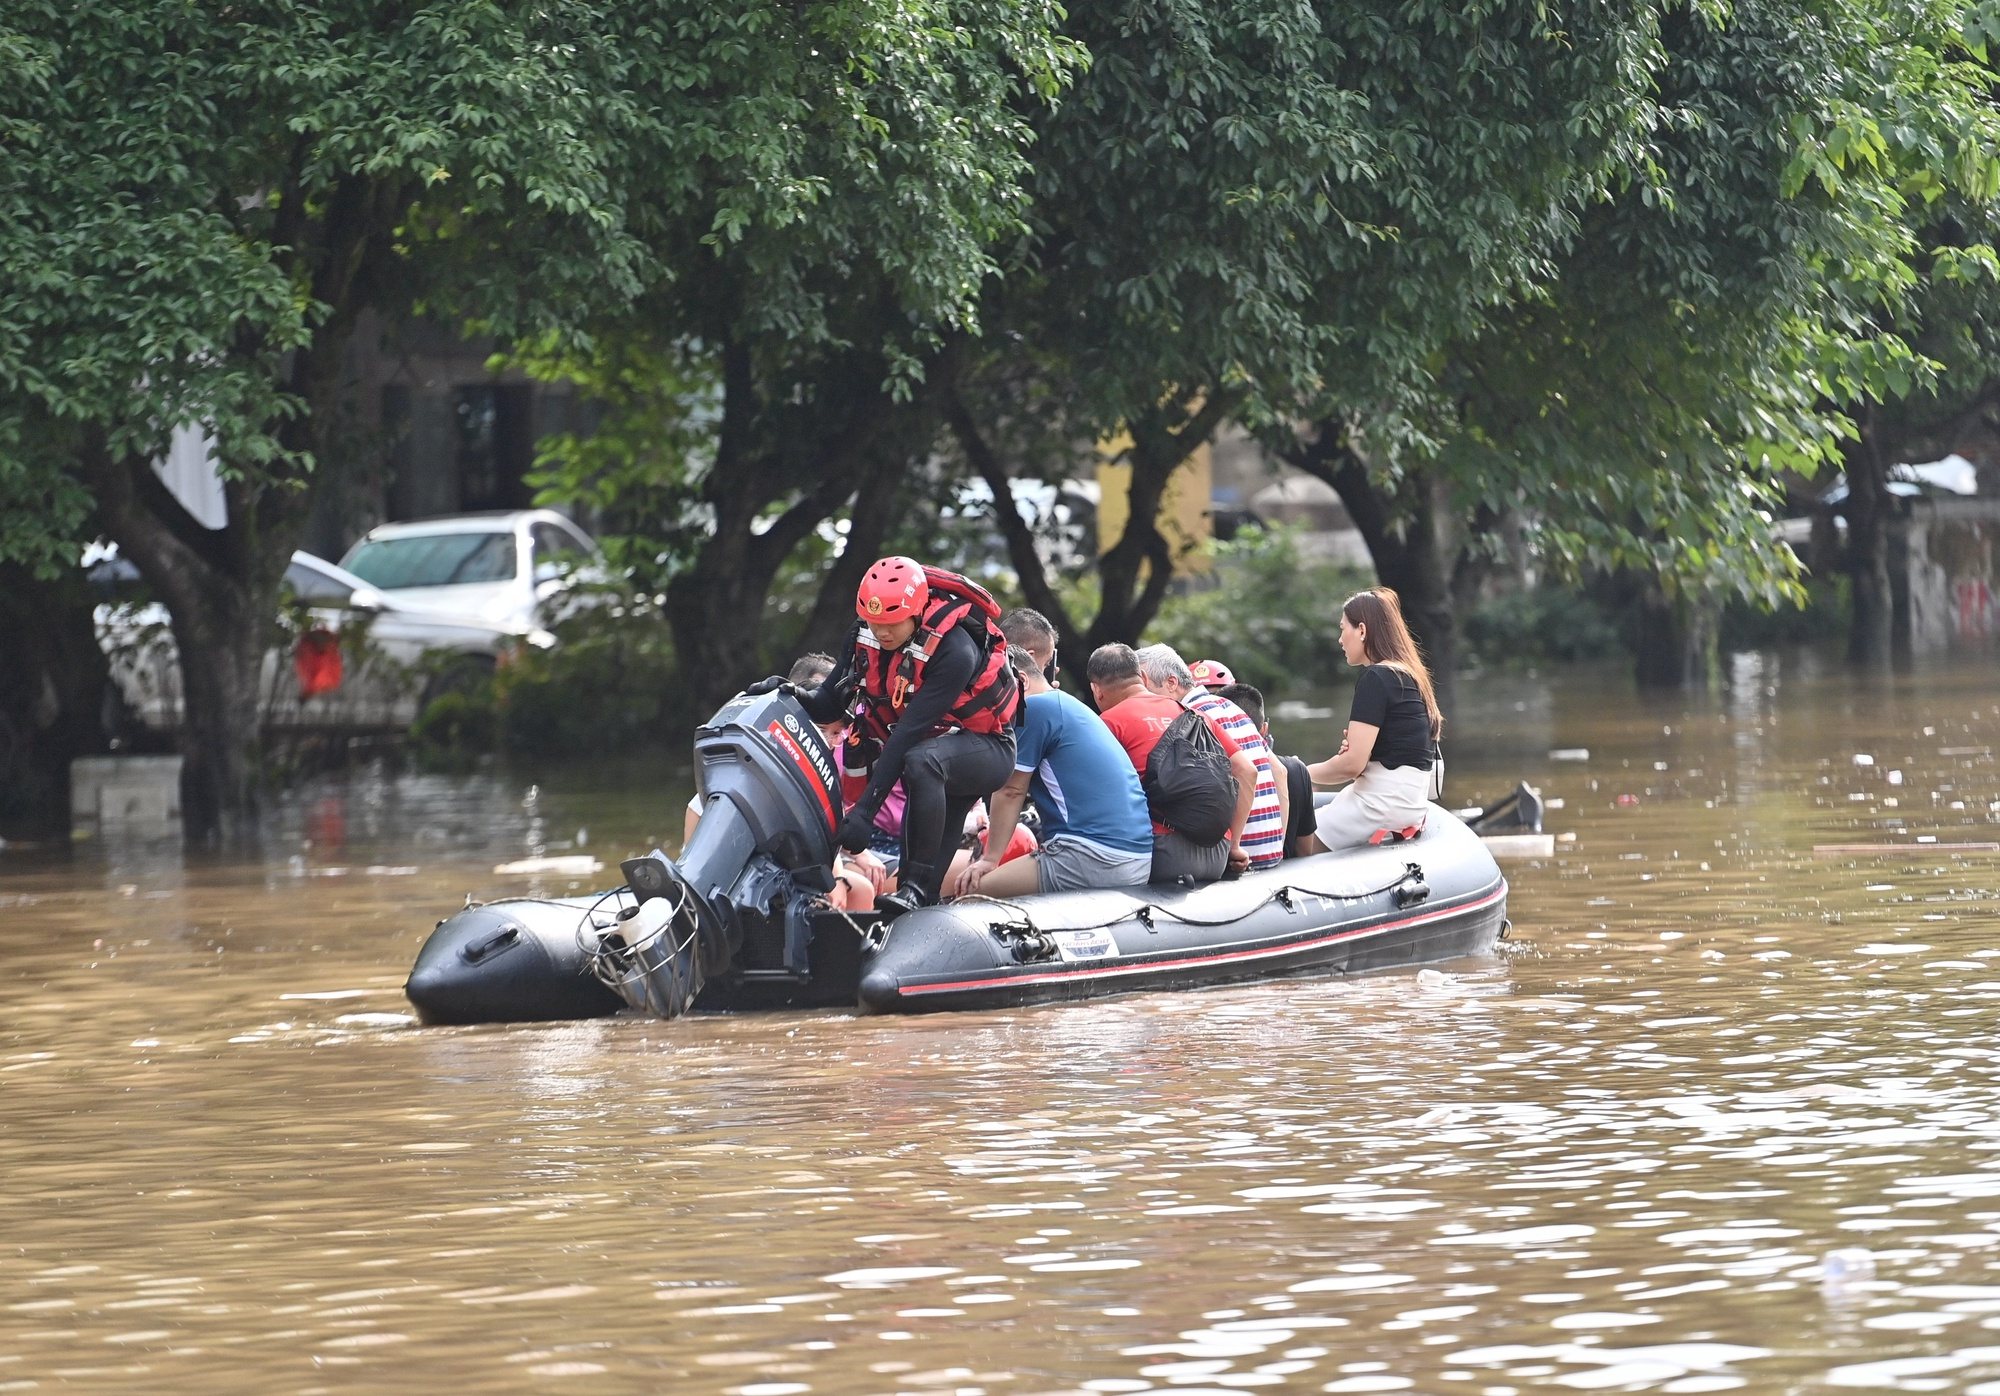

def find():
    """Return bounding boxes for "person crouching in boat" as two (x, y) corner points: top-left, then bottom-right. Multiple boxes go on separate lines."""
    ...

(958, 646), (1154, 898)
(1304, 587), (1443, 850)
(797, 557), (1021, 918)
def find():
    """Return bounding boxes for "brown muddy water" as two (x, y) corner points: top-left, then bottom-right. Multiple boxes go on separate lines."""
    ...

(3, 649), (1999, 1394)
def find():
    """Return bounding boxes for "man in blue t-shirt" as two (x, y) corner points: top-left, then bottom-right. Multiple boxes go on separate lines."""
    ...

(959, 646), (1154, 897)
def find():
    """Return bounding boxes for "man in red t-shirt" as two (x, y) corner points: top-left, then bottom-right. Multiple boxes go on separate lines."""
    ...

(1087, 643), (1257, 883)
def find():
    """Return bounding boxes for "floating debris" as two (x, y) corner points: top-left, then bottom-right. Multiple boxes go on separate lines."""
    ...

(1821, 1247), (1876, 1291)
(1481, 834), (1556, 859)
(493, 855), (603, 876)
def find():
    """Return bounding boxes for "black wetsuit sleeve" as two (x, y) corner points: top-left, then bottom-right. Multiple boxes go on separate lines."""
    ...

(852, 626), (980, 815)
(796, 630), (861, 724)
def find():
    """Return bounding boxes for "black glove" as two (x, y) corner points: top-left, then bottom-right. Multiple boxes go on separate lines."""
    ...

(835, 808), (875, 854)
(742, 675), (792, 697)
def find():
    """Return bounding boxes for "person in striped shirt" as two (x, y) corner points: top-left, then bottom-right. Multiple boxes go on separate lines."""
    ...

(1132, 645), (1289, 872)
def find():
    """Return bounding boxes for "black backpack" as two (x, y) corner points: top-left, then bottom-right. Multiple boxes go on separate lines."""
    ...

(1143, 709), (1237, 846)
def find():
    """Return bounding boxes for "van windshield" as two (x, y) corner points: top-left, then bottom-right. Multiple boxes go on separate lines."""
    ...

(344, 532), (516, 588)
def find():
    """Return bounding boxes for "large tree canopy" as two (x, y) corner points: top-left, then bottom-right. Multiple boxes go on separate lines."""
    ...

(956, 0), (2000, 692)
(953, 0), (1674, 658)
(5, 0), (1997, 829)
(2, 2), (669, 835)
(1282, 0), (1997, 686)
(0, 0), (1079, 835)
(496, 3), (1083, 713)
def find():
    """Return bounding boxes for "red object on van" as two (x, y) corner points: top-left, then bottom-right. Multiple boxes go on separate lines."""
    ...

(295, 629), (343, 697)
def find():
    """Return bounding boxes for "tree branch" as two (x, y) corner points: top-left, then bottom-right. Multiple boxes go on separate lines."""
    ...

(943, 380), (1077, 639)
(80, 430), (228, 575)
(1284, 418), (1408, 574)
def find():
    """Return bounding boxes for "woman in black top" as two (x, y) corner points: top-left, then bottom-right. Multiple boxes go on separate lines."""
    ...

(1305, 587), (1442, 849)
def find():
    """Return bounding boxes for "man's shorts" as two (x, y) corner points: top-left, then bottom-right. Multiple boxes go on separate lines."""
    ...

(1036, 834), (1152, 894)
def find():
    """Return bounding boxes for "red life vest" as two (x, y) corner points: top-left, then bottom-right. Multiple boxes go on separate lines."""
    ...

(849, 568), (1020, 744)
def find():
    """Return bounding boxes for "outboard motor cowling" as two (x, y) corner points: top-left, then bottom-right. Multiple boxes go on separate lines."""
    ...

(586, 689), (843, 1018)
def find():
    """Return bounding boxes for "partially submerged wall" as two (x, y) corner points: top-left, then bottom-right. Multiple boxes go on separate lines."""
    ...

(1905, 497), (2000, 650)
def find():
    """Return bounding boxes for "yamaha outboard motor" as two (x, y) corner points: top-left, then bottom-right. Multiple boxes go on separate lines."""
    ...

(404, 689), (846, 1025)
(574, 689), (842, 1017)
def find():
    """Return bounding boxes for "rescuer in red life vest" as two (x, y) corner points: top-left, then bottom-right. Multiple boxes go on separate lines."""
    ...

(796, 556), (1020, 917)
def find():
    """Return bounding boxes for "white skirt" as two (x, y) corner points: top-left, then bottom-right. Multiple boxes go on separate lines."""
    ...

(1315, 762), (1432, 849)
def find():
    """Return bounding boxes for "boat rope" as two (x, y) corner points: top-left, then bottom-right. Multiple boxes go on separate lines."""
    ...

(808, 894), (889, 952)
(949, 866), (1428, 936)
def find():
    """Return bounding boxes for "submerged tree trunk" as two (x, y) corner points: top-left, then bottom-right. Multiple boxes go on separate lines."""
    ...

(82, 430), (294, 845)
(64, 169), (410, 843)
(798, 455), (908, 662)
(1085, 405), (1192, 653)
(0, 564), (111, 835)
(944, 382), (1086, 658)
(1285, 426), (1459, 718)
(1844, 409), (1895, 669)
(1631, 580), (1719, 690)
(167, 578), (271, 839)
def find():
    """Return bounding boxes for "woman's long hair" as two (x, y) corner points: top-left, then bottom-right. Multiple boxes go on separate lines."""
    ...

(1341, 587), (1442, 738)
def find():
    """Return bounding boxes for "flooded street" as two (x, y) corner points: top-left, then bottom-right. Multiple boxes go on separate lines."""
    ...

(3, 648), (2000, 1394)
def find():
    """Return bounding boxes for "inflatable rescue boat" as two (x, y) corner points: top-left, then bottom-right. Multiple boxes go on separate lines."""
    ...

(404, 688), (1510, 1025)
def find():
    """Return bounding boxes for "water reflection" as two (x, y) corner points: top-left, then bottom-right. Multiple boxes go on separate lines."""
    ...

(4, 651), (2000, 1390)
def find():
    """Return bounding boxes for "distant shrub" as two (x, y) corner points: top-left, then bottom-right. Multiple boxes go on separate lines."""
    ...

(1462, 586), (1626, 666)
(409, 690), (497, 755)
(406, 599), (681, 758)
(1720, 573), (1850, 649)
(1123, 525), (1373, 694)
(491, 603), (681, 755)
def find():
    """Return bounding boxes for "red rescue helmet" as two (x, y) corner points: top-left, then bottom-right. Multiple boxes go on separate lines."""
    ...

(857, 556), (929, 623)
(1189, 659), (1235, 689)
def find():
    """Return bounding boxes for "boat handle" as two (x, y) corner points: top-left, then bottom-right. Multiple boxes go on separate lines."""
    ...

(462, 925), (522, 964)
(1392, 864), (1430, 908)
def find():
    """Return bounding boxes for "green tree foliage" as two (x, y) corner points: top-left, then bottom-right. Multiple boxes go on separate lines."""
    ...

(0, 2), (663, 836)
(1460, 0), (2000, 606)
(1806, 6), (2000, 665)
(513, 2), (1083, 713)
(953, 0), (1677, 660)
(1284, 0), (2000, 690)
(0, 1), (1078, 831)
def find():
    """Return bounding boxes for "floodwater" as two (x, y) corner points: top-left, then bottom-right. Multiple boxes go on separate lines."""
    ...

(2, 648), (1999, 1394)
